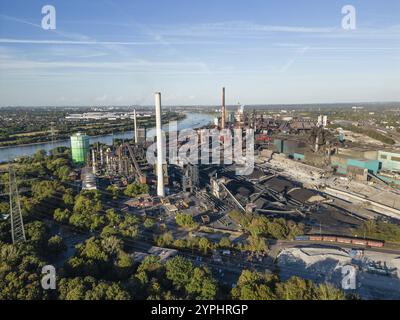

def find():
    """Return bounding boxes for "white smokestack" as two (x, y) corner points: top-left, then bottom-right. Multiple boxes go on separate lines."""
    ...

(133, 109), (138, 144)
(155, 92), (165, 197)
(322, 115), (328, 127)
(100, 148), (104, 166)
(92, 149), (96, 173)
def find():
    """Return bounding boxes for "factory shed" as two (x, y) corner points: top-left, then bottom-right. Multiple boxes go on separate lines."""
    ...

(347, 159), (380, 175)
(378, 150), (400, 173)
(164, 203), (178, 215)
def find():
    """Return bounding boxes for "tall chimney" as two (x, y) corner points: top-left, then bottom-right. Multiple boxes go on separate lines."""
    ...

(133, 109), (138, 144)
(155, 92), (165, 197)
(221, 87), (226, 129)
(100, 148), (104, 166)
(92, 149), (96, 173)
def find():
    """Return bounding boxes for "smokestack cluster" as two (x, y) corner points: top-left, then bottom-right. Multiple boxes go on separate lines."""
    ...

(155, 92), (165, 197)
(221, 87), (226, 129)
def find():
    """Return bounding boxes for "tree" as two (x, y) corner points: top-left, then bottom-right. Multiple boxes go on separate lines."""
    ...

(33, 149), (46, 162)
(54, 208), (71, 223)
(175, 213), (198, 230)
(315, 283), (346, 300)
(198, 237), (211, 254)
(185, 267), (217, 300)
(55, 165), (71, 181)
(165, 256), (193, 290)
(228, 210), (250, 228)
(47, 235), (67, 256)
(62, 189), (75, 206)
(137, 255), (162, 274)
(25, 221), (49, 251)
(0, 241), (49, 300)
(65, 236), (130, 280)
(245, 235), (268, 252)
(355, 220), (400, 242)
(247, 216), (268, 237)
(219, 237), (231, 248)
(275, 276), (315, 300)
(232, 271), (346, 301)
(144, 218), (155, 229)
(173, 239), (187, 249)
(105, 209), (121, 226)
(106, 185), (120, 200)
(155, 232), (174, 247)
(58, 277), (130, 300)
(231, 270), (277, 300)
(0, 202), (10, 215)
(124, 183), (149, 197)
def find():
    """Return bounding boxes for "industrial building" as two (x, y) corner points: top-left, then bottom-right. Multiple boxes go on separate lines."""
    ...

(378, 150), (400, 172)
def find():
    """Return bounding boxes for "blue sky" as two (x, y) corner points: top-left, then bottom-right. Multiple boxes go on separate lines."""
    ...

(0, 0), (399, 106)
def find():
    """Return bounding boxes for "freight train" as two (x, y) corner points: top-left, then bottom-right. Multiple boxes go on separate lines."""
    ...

(295, 235), (384, 248)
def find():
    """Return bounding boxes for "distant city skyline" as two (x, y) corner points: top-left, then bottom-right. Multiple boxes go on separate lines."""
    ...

(0, 0), (399, 106)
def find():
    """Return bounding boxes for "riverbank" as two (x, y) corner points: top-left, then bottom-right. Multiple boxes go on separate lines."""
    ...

(0, 113), (186, 149)
(0, 112), (213, 163)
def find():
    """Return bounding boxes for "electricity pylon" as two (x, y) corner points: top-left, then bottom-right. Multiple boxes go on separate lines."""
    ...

(7, 166), (26, 244)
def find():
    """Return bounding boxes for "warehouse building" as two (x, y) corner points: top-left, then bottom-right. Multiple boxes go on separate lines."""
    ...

(378, 150), (400, 173)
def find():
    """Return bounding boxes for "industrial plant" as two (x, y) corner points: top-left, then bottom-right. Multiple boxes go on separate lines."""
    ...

(67, 88), (400, 236)
(2, 0), (400, 309)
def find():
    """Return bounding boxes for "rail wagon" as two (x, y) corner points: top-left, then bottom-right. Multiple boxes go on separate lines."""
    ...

(322, 236), (337, 242)
(337, 237), (352, 244)
(366, 240), (384, 248)
(351, 239), (368, 246)
(295, 235), (385, 248)
(309, 235), (323, 241)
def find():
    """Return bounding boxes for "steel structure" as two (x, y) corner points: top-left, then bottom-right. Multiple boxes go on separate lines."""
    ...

(1, 166), (26, 244)
(116, 143), (147, 184)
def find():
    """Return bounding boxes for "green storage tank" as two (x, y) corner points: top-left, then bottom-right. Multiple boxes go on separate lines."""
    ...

(70, 132), (90, 165)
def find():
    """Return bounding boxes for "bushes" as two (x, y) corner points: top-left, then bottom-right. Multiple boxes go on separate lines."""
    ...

(354, 221), (400, 242)
(175, 213), (198, 230)
(228, 210), (304, 240)
(124, 183), (148, 197)
(232, 270), (346, 300)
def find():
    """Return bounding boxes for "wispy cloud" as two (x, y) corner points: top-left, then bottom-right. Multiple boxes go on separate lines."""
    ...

(155, 21), (335, 38)
(0, 38), (162, 45)
(279, 46), (310, 73)
(0, 56), (211, 74)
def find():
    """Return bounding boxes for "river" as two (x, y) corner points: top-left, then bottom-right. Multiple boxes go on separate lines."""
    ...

(0, 112), (214, 163)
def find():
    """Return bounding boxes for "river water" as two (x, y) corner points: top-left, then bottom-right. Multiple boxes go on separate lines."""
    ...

(0, 112), (214, 163)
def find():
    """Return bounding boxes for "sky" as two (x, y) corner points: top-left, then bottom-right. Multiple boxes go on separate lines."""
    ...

(0, 0), (399, 106)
